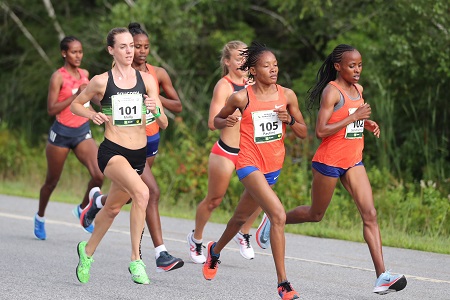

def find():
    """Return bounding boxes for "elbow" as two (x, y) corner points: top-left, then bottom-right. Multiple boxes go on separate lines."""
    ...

(175, 103), (183, 113)
(208, 120), (216, 131)
(47, 108), (56, 116)
(316, 130), (325, 139)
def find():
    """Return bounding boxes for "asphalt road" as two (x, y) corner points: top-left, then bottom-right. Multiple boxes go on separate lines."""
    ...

(1, 194), (449, 300)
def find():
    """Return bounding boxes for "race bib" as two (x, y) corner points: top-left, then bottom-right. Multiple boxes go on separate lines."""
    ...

(345, 108), (364, 139)
(111, 93), (143, 126)
(252, 110), (283, 144)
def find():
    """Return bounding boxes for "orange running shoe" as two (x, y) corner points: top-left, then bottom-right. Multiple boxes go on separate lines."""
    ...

(202, 241), (221, 280)
(277, 280), (299, 299)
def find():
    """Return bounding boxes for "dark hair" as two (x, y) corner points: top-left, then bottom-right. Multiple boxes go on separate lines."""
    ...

(60, 36), (80, 51)
(128, 22), (148, 38)
(220, 40), (247, 77)
(106, 27), (129, 48)
(238, 41), (273, 81)
(307, 44), (357, 110)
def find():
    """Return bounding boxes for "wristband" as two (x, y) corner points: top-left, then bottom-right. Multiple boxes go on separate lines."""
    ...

(153, 106), (161, 118)
(288, 115), (296, 126)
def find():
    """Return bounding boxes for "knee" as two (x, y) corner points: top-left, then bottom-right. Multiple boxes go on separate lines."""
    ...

(205, 196), (223, 211)
(148, 185), (160, 204)
(362, 207), (378, 224)
(104, 205), (121, 218)
(270, 211), (286, 227)
(309, 212), (325, 223)
(132, 188), (150, 210)
(92, 172), (104, 186)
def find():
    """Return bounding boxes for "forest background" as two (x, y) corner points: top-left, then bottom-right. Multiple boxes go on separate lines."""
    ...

(0, 0), (449, 254)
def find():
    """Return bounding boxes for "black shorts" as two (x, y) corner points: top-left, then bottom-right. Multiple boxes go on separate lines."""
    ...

(97, 138), (146, 175)
(48, 121), (92, 149)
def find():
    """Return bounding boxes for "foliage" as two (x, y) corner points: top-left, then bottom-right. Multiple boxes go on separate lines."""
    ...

(0, 0), (449, 250)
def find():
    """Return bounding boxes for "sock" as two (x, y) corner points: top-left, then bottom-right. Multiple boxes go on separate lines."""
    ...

(95, 195), (103, 208)
(78, 205), (82, 214)
(210, 242), (220, 258)
(35, 213), (45, 222)
(155, 244), (167, 259)
(191, 233), (202, 244)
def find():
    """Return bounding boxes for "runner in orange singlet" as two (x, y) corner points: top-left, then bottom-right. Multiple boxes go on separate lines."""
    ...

(256, 44), (407, 295)
(187, 41), (261, 264)
(202, 42), (307, 300)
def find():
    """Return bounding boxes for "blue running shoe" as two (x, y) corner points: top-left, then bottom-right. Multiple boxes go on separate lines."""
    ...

(72, 205), (94, 234)
(373, 270), (407, 294)
(256, 213), (271, 249)
(34, 213), (46, 240)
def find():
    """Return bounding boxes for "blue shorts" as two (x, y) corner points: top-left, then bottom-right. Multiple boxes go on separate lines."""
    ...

(146, 132), (160, 157)
(312, 161), (363, 178)
(236, 166), (281, 185)
(47, 121), (92, 149)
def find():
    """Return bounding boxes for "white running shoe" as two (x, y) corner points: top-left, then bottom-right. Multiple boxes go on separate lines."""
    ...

(373, 270), (407, 294)
(233, 232), (255, 260)
(187, 230), (206, 264)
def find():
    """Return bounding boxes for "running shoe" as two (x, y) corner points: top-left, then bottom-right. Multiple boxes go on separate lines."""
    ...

(277, 280), (300, 300)
(72, 205), (94, 234)
(129, 259), (150, 284)
(80, 187), (102, 230)
(373, 270), (407, 294)
(187, 230), (206, 264)
(202, 241), (221, 281)
(233, 232), (255, 260)
(34, 214), (46, 240)
(256, 213), (271, 249)
(156, 251), (184, 272)
(76, 241), (94, 283)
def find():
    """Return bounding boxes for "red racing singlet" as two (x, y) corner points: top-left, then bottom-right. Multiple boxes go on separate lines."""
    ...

(312, 81), (365, 168)
(56, 67), (90, 128)
(236, 85), (287, 173)
(145, 63), (161, 137)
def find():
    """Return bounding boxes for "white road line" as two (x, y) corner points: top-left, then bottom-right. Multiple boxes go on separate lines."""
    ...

(3, 212), (450, 284)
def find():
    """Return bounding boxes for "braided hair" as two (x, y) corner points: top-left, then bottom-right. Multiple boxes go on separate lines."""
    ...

(60, 36), (79, 52)
(238, 41), (272, 81)
(128, 22), (148, 38)
(307, 44), (356, 110)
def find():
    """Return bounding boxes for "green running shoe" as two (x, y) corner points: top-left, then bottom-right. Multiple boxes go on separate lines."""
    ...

(129, 259), (150, 284)
(76, 241), (94, 283)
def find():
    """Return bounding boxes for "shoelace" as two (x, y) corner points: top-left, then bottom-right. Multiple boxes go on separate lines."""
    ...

(242, 233), (252, 248)
(208, 255), (221, 269)
(195, 242), (203, 255)
(279, 281), (294, 293)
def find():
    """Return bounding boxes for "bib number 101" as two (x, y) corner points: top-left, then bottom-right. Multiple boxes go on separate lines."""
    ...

(119, 106), (137, 115)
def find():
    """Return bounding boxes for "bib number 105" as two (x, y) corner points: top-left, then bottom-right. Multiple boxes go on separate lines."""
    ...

(259, 121), (279, 132)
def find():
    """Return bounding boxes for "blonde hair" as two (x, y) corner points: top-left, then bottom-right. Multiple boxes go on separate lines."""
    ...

(220, 40), (247, 77)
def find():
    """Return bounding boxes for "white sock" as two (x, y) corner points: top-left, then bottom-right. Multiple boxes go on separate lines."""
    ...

(155, 244), (167, 259)
(78, 205), (82, 214)
(35, 213), (45, 222)
(191, 234), (202, 244)
(95, 195), (103, 208)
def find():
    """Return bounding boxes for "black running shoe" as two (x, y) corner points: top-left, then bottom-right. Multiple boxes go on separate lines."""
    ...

(80, 187), (102, 229)
(156, 251), (184, 272)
